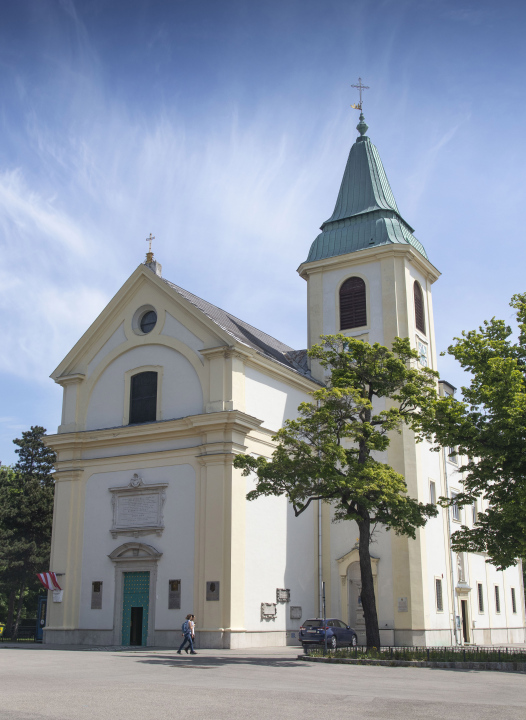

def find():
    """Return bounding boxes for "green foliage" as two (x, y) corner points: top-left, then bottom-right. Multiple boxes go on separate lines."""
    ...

(235, 335), (438, 647)
(0, 427), (56, 633)
(424, 294), (526, 570)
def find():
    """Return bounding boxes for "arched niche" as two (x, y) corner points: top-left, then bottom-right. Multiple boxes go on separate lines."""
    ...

(337, 546), (379, 629)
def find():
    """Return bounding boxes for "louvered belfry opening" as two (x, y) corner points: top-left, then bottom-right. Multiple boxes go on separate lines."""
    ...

(340, 277), (366, 330)
(129, 371), (158, 424)
(414, 281), (426, 334)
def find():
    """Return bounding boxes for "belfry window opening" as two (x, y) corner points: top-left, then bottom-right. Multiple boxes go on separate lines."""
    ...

(414, 281), (426, 335)
(339, 277), (366, 330)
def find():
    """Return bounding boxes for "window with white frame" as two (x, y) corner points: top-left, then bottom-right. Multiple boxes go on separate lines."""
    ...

(472, 501), (477, 525)
(495, 586), (501, 614)
(435, 578), (443, 612)
(430, 480), (436, 505)
(451, 492), (460, 522)
(511, 587), (517, 614)
(477, 583), (484, 613)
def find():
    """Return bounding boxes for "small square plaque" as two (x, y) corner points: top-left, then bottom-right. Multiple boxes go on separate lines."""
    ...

(261, 602), (277, 618)
(276, 588), (290, 603)
(169, 579), (181, 609)
(91, 581), (102, 610)
(398, 596), (408, 612)
(206, 581), (220, 601)
(290, 606), (302, 620)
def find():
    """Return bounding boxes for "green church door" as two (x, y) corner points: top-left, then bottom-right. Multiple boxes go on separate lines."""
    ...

(122, 571), (150, 646)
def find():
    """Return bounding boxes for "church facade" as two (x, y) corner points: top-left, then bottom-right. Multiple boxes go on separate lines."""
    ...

(44, 112), (525, 648)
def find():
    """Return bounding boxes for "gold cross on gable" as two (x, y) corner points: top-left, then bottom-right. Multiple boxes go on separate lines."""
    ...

(351, 77), (370, 111)
(146, 233), (155, 254)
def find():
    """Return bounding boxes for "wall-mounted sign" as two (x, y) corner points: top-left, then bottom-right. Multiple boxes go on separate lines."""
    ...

(276, 588), (290, 603)
(290, 606), (302, 620)
(109, 474), (168, 539)
(397, 597), (408, 612)
(261, 603), (277, 619)
(206, 581), (220, 601)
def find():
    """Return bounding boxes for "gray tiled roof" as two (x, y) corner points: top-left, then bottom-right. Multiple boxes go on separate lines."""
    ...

(162, 278), (317, 382)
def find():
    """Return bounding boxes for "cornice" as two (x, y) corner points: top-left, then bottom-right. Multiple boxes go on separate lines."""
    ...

(297, 244), (441, 284)
(54, 373), (85, 387)
(45, 410), (263, 454)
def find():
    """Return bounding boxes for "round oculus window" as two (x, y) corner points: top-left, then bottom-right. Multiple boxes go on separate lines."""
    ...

(140, 310), (157, 334)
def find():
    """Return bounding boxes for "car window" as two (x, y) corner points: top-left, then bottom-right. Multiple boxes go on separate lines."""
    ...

(337, 620), (347, 628)
(327, 620), (336, 627)
(303, 619), (323, 627)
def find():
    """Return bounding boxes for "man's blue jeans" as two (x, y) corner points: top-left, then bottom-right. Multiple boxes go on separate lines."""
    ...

(178, 633), (194, 652)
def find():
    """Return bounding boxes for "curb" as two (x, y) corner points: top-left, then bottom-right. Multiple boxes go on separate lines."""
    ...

(298, 655), (526, 673)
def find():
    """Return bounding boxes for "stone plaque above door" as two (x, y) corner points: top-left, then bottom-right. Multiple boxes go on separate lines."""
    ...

(109, 474), (168, 538)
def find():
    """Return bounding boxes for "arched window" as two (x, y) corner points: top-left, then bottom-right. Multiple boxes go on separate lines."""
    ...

(340, 277), (366, 330)
(414, 281), (426, 334)
(129, 371), (158, 424)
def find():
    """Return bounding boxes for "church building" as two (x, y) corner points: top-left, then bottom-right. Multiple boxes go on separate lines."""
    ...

(44, 109), (526, 648)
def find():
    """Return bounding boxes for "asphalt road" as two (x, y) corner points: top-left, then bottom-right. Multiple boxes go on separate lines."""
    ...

(1, 645), (525, 720)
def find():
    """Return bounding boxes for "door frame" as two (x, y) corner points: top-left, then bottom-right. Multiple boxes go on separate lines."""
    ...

(109, 542), (162, 646)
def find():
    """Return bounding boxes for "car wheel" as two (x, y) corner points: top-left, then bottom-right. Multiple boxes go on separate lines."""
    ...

(350, 635), (357, 647)
(330, 635), (337, 650)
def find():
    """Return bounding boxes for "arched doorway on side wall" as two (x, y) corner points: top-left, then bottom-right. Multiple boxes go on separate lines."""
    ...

(337, 547), (379, 642)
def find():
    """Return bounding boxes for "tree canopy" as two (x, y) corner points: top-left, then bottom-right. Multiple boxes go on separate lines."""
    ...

(0, 426), (56, 637)
(424, 293), (526, 570)
(234, 335), (438, 648)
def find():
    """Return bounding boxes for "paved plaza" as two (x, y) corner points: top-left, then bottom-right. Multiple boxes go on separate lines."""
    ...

(1, 645), (525, 720)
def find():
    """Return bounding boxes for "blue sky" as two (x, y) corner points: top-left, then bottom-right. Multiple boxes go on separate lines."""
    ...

(0, 0), (525, 463)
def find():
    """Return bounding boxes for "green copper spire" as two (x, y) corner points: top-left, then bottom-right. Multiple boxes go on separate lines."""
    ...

(305, 111), (428, 263)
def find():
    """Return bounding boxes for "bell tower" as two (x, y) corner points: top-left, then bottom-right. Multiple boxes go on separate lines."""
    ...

(297, 106), (440, 381)
(298, 101), (444, 645)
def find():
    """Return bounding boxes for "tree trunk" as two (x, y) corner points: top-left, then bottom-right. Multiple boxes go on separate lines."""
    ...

(5, 589), (16, 637)
(357, 515), (381, 649)
(11, 583), (26, 641)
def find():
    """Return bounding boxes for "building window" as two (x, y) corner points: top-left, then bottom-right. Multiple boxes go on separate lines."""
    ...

(414, 281), (426, 335)
(435, 578), (443, 612)
(340, 277), (366, 330)
(495, 586), (501, 614)
(448, 447), (458, 465)
(472, 501), (478, 525)
(451, 492), (460, 522)
(511, 587), (517, 614)
(430, 480), (436, 505)
(129, 371), (158, 424)
(91, 581), (102, 610)
(477, 583), (484, 613)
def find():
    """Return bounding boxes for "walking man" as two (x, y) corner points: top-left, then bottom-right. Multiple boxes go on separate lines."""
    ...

(177, 614), (197, 655)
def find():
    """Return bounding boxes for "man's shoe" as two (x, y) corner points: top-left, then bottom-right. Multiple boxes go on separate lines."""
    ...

(190, 651), (197, 654)
(177, 650), (182, 654)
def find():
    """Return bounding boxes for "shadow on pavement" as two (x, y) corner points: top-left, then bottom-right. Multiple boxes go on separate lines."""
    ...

(128, 653), (307, 669)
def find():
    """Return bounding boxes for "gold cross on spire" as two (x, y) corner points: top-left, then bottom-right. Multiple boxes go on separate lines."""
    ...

(146, 233), (155, 262)
(351, 77), (370, 111)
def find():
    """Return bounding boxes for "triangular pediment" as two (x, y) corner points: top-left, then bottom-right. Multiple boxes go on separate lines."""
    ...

(51, 264), (243, 381)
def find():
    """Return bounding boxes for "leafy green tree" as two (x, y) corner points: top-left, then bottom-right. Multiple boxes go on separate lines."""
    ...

(425, 293), (526, 570)
(234, 335), (438, 648)
(0, 427), (56, 638)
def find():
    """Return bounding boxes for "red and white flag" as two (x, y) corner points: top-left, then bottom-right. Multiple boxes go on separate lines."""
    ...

(36, 572), (62, 591)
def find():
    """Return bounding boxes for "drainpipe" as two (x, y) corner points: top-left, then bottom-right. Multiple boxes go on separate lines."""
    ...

(443, 447), (460, 645)
(318, 499), (323, 617)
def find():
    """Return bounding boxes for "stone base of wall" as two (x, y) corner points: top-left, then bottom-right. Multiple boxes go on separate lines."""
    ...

(42, 628), (296, 649)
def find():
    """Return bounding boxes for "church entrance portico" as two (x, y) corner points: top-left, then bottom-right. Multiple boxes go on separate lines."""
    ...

(109, 542), (162, 647)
